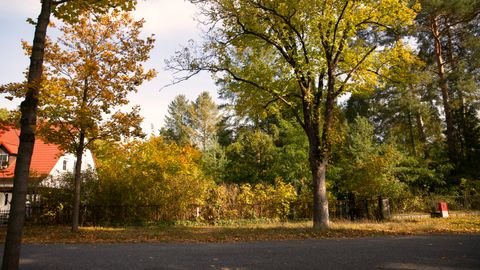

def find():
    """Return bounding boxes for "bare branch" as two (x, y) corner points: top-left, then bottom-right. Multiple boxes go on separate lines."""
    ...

(160, 69), (202, 91)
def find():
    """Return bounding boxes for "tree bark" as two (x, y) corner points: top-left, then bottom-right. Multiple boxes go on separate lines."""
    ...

(72, 76), (89, 232)
(445, 23), (467, 161)
(407, 110), (417, 157)
(2, 1), (52, 269)
(310, 156), (329, 230)
(431, 15), (457, 164)
(71, 132), (85, 232)
(415, 112), (429, 158)
(305, 74), (336, 230)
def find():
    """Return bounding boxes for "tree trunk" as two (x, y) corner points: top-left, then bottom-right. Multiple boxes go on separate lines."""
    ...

(415, 112), (429, 158)
(407, 109), (417, 157)
(307, 74), (336, 230)
(2, 1), (51, 269)
(431, 15), (457, 164)
(303, 96), (330, 229)
(310, 155), (329, 230)
(71, 131), (85, 232)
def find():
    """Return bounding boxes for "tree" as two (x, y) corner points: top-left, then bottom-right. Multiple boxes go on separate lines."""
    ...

(416, 0), (480, 165)
(162, 92), (221, 150)
(161, 95), (193, 146)
(273, 117), (310, 188)
(190, 91), (221, 150)
(35, 10), (155, 232)
(0, 108), (19, 128)
(169, 0), (419, 229)
(201, 140), (227, 182)
(335, 116), (406, 199)
(225, 130), (277, 184)
(1, 1), (137, 269)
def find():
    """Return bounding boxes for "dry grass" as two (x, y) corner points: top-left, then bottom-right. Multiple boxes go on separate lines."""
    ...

(1, 214), (479, 244)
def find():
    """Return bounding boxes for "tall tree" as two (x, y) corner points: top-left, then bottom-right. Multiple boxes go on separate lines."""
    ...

(335, 116), (406, 199)
(1, 1), (136, 269)
(35, 10), (155, 232)
(169, 0), (419, 229)
(161, 92), (221, 150)
(416, 0), (480, 165)
(161, 95), (193, 146)
(225, 129), (277, 184)
(190, 91), (220, 150)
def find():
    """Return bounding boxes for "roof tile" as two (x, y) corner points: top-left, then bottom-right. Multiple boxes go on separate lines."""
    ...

(0, 128), (63, 178)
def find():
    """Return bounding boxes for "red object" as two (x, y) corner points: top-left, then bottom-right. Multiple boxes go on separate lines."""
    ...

(438, 202), (448, 211)
(0, 127), (63, 179)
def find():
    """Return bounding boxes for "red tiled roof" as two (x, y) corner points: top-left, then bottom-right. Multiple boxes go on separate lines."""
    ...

(0, 127), (63, 179)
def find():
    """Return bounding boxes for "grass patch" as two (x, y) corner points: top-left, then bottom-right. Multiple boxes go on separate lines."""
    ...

(1, 214), (479, 244)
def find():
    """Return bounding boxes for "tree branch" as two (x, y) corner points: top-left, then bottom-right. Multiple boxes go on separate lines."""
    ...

(252, 1), (309, 65)
(336, 45), (377, 95)
(331, 0), (349, 55)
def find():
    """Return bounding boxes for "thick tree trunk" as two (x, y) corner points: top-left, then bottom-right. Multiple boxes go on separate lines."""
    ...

(310, 155), (329, 230)
(431, 15), (457, 164)
(71, 132), (85, 232)
(307, 75), (335, 230)
(1, 1), (51, 269)
(303, 97), (330, 229)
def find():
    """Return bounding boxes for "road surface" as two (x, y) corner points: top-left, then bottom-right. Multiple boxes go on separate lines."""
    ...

(1, 234), (479, 269)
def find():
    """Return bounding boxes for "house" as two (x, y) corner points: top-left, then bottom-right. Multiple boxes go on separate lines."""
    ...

(0, 127), (95, 212)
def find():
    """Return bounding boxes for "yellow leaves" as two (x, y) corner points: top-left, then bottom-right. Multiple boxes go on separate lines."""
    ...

(377, 42), (425, 86)
(94, 137), (212, 221)
(232, 178), (296, 220)
(348, 0), (418, 29)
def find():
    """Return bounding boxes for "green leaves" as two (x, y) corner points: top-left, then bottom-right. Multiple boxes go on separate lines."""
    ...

(161, 92), (221, 151)
(336, 116), (407, 198)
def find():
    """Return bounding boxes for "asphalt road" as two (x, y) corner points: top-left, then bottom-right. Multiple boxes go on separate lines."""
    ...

(1, 234), (479, 270)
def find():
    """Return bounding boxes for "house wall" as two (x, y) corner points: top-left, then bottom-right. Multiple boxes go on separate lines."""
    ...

(0, 192), (10, 212)
(42, 149), (96, 188)
(0, 148), (8, 169)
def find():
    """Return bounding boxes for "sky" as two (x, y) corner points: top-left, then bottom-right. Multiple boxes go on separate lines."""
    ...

(0, 0), (217, 133)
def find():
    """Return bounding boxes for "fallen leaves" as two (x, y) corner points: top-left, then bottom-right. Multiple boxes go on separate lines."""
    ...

(0, 214), (478, 244)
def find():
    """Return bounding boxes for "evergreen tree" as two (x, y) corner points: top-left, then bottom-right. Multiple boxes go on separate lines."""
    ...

(190, 91), (220, 150)
(161, 95), (193, 146)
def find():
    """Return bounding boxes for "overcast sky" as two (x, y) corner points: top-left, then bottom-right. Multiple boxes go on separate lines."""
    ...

(0, 0), (217, 133)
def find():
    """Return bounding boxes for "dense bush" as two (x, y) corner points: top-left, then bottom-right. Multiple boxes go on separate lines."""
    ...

(201, 178), (297, 223)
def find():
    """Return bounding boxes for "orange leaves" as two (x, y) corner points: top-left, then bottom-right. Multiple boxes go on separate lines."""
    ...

(36, 10), (156, 152)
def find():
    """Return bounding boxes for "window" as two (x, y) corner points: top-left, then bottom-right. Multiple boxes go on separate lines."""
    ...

(4, 193), (8, 206)
(0, 154), (8, 169)
(63, 159), (68, 171)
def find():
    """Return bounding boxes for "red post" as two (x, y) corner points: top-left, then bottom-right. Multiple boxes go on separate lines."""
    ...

(438, 202), (449, 218)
